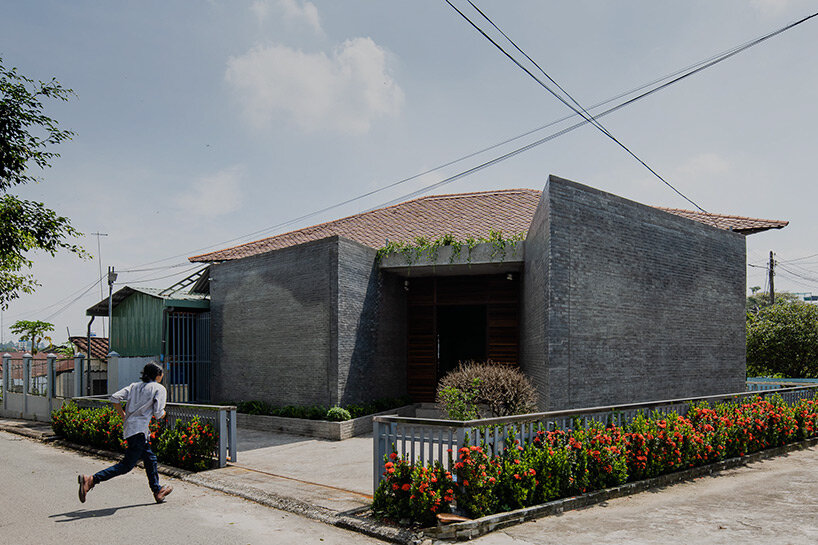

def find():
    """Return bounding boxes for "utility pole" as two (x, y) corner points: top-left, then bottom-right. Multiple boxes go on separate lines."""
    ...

(769, 251), (776, 305)
(90, 232), (108, 336)
(107, 266), (117, 334)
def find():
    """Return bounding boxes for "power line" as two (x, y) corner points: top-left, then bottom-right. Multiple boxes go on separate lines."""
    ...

(43, 276), (105, 322)
(446, 0), (706, 212)
(120, 264), (204, 285)
(121, 9), (818, 269)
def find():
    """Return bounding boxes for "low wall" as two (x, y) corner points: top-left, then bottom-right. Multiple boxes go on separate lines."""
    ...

(237, 404), (419, 441)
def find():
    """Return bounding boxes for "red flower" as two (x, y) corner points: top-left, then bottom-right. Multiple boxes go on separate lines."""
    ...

(401, 483), (411, 491)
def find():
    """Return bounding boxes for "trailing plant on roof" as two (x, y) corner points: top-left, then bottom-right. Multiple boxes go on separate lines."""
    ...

(376, 231), (526, 266)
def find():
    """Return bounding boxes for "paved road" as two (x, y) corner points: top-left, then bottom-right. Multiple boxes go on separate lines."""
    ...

(0, 431), (383, 545)
(472, 446), (818, 545)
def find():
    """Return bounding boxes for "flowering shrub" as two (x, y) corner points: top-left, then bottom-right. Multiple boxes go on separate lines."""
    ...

(373, 393), (818, 526)
(51, 402), (218, 471)
(154, 416), (218, 471)
(372, 452), (454, 526)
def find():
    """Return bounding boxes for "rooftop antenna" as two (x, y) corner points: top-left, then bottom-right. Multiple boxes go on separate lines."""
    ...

(90, 232), (109, 336)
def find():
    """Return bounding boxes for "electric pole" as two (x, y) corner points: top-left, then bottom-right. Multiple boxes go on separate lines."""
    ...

(769, 251), (775, 305)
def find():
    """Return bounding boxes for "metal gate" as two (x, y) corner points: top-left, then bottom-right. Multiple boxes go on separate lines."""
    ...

(165, 311), (211, 403)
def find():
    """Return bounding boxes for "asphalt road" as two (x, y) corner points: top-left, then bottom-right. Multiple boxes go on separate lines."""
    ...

(0, 430), (384, 545)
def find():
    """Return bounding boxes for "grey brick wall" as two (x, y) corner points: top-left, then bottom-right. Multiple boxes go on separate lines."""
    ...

(210, 236), (407, 407)
(336, 238), (407, 405)
(210, 238), (335, 406)
(520, 189), (550, 409)
(524, 176), (746, 410)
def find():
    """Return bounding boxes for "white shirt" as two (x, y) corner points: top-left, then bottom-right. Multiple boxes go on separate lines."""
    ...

(111, 381), (167, 440)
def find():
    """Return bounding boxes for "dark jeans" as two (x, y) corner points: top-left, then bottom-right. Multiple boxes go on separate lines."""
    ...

(93, 433), (160, 493)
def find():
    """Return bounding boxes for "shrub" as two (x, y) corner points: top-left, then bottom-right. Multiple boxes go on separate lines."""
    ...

(373, 452), (454, 526)
(747, 301), (818, 378)
(373, 393), (818, 526)
(436, 361), (538, 418)
(325, 406), (352, 422)
(437, 379), (480, 420)
(154, 416), (218, 471)
(50, 402), (218, 471)
(235, 396), (414, 421)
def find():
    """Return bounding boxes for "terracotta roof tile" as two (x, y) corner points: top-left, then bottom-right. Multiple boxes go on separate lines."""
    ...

(70, 336), (109, 361)
(190, 189), (788, 263)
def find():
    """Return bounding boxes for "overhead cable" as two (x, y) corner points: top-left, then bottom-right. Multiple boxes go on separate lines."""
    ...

(121, 9), (818, 269)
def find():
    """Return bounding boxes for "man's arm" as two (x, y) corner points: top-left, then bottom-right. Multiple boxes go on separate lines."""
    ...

(113, 402), (125, 420)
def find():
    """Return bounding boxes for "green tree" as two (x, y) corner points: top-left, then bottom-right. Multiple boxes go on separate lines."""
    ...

(1, 57), (84, 309)
(746, 290), (799, 313)
(9, 319), (54, 355)
(746, 301), (818, 378)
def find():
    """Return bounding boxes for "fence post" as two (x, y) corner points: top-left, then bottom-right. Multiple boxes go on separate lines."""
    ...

(73, 353), (85, 398)
(229, 407), (237, 463)
(218, 409), (227, 467)
(23, 353), (32, 414)
(2, 354), (9, 411)
(107, 351), (120, 394)
(47, 354), (56, 414)
(373, 419), (384, 493)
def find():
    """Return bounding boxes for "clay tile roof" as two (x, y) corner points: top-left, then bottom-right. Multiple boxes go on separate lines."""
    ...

(69, 336), (109, 361)
(190, 189), (542, 262)
(190, 189), (788, 263)
(654, 208), (789, 235)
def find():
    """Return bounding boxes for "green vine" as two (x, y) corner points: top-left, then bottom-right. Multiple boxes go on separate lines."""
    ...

(376, 231), (526, 266)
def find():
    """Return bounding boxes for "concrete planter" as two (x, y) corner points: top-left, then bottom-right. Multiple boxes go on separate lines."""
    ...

(379, 241), (524, 277)
(237, 404), (419, 441)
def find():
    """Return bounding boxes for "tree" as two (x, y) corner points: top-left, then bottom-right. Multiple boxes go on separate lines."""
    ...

(746, 290), (799, 313)
(1, 57), (84, 309)
(9, 319), (54, 355)
(746, 301), (818, 378)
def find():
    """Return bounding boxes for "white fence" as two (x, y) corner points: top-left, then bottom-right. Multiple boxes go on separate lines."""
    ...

(2, 352), (237, 468)
(373, 383), (818, 492)
(72, 396), (237, 467)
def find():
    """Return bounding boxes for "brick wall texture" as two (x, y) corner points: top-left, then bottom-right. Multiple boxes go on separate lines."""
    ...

(210, 236), (406, 407)
(522, 176), (746, 410)
(211, 176), (747, 411)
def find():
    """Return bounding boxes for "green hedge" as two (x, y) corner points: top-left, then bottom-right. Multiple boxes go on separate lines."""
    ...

(373, 394), (818, 526)
(51, 402), (218, 471)
(235, 396), (412, 421)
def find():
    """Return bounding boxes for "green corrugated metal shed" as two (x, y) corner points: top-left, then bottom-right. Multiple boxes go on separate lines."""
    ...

(86, 286), (209, 357)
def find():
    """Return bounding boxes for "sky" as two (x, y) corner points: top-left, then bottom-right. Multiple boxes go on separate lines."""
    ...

(1, 0), (817, 345)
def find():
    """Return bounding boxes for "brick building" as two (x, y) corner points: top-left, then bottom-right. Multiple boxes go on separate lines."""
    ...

(190, 175), (787, 410)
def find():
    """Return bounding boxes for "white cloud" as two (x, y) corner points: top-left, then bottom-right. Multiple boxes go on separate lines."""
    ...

(225, 38), (404, 135)
(675, 153), (731, 180)
(751, 0), (791, 15)
(277, 0), (322, 34)
(176, 166), (244, 216)
(250, 0), (270, 24)
(250, 0), (322, 33)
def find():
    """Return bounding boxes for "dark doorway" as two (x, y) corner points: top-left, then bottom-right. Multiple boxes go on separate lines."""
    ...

(437, 305), (487, 380)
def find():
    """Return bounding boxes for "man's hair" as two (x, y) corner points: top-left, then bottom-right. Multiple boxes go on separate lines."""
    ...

(141, 362), (164, 383)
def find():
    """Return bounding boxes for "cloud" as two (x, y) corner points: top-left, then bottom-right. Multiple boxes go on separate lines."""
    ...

(750, 0), (791, 15)
(225, 38), (404, 134)
(675, 153), (731, 181)
(250, 0), (322, 34)
(250, 1), (270, 24)
(277, 0), (322, 34)
(176, 166), (244, 216)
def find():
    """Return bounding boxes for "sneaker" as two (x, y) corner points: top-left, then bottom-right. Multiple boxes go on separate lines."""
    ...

(77, 475), (94, 503)
(153, 485), (173, 503)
